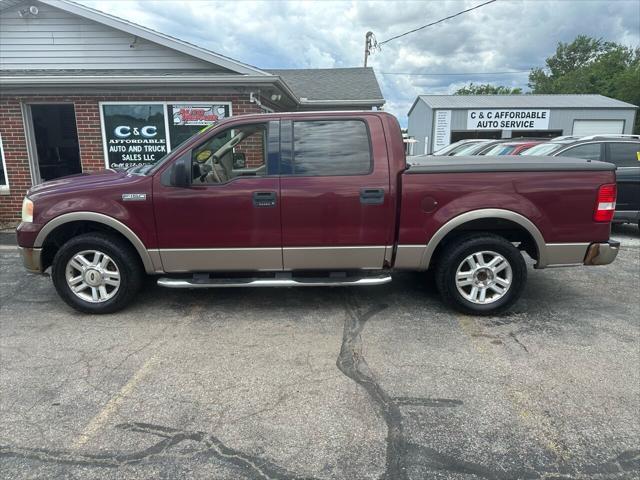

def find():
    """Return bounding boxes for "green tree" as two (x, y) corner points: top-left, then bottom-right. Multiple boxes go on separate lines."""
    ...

(454, 83), (523, 95)
(529, 35), (640, 133)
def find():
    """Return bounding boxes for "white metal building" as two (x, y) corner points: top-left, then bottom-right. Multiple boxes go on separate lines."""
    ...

(408, 94), (638, 154)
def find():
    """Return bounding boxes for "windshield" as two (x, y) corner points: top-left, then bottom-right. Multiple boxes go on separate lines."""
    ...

(127, 122), (221, 175)
(520, 142), (564, 156)
(484, 144), (517, 155)
(434, 141), (478, 156)
(453, 142), (494, 156)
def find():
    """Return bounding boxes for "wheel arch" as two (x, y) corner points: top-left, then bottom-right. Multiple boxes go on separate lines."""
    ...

(421, 209), (547, 269)
(35, 212), (159, 273)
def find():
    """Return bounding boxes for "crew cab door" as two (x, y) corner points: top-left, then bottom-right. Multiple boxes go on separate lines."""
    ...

(152, 120), (282, 272)
(279, 116), (394, 270)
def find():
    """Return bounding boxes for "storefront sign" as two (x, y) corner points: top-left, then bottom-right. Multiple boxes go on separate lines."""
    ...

(102, 104), (168, 169)
(433, 110), (452, 151)
(171, 104), (228, 126)
(168, 104), (230, 147)
(467, 109), (550, 130)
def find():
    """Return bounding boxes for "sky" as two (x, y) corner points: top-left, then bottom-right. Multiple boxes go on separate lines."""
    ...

(80, 0), (640, 126)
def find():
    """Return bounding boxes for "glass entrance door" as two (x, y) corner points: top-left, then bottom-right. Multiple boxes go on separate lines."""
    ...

(27, 104), (82, 183)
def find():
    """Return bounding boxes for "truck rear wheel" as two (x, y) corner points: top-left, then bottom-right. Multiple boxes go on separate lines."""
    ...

(51, 232), (143, 314)
(435, 234), (527, 315)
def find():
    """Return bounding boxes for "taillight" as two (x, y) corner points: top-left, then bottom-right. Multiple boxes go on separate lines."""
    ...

(594, 184), (616, 222)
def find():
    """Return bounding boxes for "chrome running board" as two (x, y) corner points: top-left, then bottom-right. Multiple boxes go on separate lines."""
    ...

(157, 273), (392, 289)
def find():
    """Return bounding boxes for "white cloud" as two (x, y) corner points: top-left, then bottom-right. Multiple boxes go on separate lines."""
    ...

(79, 0), (640, 126)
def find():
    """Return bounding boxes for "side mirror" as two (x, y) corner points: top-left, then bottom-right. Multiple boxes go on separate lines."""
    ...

(169, 155), (190, 188)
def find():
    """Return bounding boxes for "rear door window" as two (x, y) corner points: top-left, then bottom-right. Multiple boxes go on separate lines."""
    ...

(557, 143), (602, 161)
(292, 120), (371, 176)
(607, 142), (640, 167)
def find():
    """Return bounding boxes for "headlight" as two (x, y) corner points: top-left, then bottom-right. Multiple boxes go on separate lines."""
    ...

(21, 197), (34, 223)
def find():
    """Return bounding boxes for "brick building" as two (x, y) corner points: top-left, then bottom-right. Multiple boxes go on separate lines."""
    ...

(0, 0), (385, 223)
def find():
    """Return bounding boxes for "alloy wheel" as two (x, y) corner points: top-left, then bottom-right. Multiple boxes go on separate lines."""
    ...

(65, 250), (121, 303)
(455, 250), (512, 305)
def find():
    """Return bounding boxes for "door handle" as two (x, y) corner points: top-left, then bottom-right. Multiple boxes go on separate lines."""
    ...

(360, 188), (385, 205)
(252, 191), (277, 208)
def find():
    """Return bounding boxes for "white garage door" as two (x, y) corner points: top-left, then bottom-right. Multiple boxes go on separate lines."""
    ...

(573, 119), (624, 136)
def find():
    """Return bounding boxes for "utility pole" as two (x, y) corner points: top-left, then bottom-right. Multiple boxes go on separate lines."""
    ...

(364, 31), (374, 67)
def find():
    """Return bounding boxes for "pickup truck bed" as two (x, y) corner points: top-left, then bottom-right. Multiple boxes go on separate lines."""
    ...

(397, 155), (615, 270)
(406, 155), (616, 173)
(16, 111), (619, 315)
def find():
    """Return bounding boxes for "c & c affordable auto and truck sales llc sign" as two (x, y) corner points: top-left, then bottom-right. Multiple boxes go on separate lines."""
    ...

(467, 109), (550, 130)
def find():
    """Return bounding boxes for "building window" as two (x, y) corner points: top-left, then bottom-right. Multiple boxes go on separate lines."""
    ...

(101, 103), (168, 170)
(0, 133), (8, 193)
(100, 102), (231, 170)
(292, 120), (371, 176)
(168, 104), (230, 148)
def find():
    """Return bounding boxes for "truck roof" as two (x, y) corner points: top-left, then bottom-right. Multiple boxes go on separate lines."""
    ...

(225, 110), (394, 123)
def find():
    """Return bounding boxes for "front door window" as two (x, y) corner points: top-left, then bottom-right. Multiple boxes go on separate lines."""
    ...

(191, 124), (267, 184)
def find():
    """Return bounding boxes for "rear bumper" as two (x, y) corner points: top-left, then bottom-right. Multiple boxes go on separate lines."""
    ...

(18, 247), (43, 273)
(540, 240), (619, 268)
(583, 241), (620, 266)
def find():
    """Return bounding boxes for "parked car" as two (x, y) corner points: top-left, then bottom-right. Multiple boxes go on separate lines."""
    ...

(482, 140), (547, 156)
(432, 139), (493, 156)
(453, 138), (531, 156)
(451, 139), (506, 156)
(17, 111), (619, 315)
(523, 135), (640, 226)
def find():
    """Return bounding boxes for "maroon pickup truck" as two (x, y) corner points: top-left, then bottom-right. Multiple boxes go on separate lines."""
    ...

(17, 111), (619, 315)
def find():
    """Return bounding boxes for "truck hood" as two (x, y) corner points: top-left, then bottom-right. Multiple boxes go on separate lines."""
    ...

(28, 170), (136, 197)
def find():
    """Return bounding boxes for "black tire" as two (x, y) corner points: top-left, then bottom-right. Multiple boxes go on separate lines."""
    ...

(51, 232), (143, 314)
(435, 233), (527, 316)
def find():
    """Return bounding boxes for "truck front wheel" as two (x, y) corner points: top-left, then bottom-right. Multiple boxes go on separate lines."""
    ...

(51, 232), (143, 314)
(435, 234), (527, 315)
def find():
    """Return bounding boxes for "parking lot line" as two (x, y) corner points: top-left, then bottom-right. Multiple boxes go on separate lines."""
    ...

(72, 356), (156, 449)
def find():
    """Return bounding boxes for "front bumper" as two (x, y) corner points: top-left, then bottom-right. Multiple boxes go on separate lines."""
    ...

(18, 246), (43, 273)
(584, 241), (620, 266)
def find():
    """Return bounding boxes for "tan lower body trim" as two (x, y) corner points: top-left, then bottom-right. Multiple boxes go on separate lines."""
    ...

(159, 248), (282, 273)
(146, 249), (165, 273)
(539, 243), (589, 268)
(283, 246), (385, 270)
(394, 245), (426, 270)
(383, 245), (394, 266)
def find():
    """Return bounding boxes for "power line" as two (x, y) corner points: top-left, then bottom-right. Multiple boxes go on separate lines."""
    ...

(380, 70), (531, 76)
(378, 0), (498, 46)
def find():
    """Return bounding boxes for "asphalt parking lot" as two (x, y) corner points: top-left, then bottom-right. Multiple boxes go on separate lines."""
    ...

(1, 225), (638, 479)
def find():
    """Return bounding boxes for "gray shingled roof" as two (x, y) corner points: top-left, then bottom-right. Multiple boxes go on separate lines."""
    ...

(267, 67), (384, 104)
(416, 94), (638, 109)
